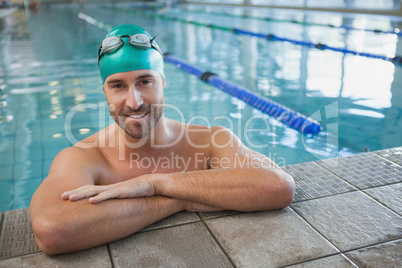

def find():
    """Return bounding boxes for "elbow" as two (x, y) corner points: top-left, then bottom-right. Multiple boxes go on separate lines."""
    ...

(260, 168), (295, 210)
(31, 216), (72, 255)
(277, 171), (295, 208)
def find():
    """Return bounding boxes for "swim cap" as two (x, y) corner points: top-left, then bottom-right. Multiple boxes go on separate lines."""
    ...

(99, 24), (165, 84)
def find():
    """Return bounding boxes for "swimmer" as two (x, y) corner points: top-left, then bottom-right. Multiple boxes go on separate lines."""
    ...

(30, 24), (295, 255)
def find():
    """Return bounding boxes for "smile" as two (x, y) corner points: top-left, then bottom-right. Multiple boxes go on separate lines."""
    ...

(129, 113), (147, 119)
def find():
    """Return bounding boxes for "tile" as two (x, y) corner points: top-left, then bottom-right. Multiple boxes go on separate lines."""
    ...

(291, 191), (402, 251)
(206, 208), (338, 267)
(364, 183), (402, 216)
(0, 245), (111, 268)
(0, 212), (3, 237)
(10, 198), (31, 213)
(286, 254), (356, 268)
(0, 204), (11, 214)
(317, 152), (402, 189)
(198, 210), (240, 220)
(0, 208), (39, 260)
(282, 161), (357, 202)
(375, 146), (402, 166)
(110, 222), (233, 268)
(141, 211), (200, 232)
(345, 239), (402, 268)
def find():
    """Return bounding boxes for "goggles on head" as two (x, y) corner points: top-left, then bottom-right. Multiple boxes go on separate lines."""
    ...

(97, 34), (163, 64)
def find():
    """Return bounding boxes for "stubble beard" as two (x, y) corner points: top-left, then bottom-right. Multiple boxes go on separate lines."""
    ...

(112, 97), (165, 140)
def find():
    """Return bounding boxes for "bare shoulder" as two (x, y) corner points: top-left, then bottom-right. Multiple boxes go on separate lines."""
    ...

(207, 125), (244, 151)
(175, 120), (239, 146)
(207, 125), (279, 168)
(47, 146), (102, 183)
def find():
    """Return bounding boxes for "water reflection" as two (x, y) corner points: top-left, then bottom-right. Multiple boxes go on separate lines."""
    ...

(1, 4), (402, 211)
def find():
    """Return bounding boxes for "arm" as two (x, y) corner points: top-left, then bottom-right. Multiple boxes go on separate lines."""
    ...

(64, 127), (295, 211)
(29, 148), (186, 255)
(159, 126), (294, 210)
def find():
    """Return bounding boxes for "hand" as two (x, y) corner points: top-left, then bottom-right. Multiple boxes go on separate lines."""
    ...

(61, 179), (155, 204)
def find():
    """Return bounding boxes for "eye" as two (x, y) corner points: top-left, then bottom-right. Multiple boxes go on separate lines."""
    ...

(139, 79), (153, 86)
(112, 84), (123, 89)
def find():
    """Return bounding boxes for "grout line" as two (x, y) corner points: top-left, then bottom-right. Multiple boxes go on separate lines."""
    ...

(290, 186), (402, 217)
(372, 149), (402, 167)
(106, 244), (115, 268)
(288, 206), (343, 253)
(359, 189), (402, 218)
(199, 217), (238, 268)
(313, 159), (365, 190)
(292, 203), (402, 259)
(290, 188), (359, 204)
(284, 161), (361, 203)
(342, 237), (402, 255)
(0, 212), (4, 240)
(278, 252), (359, 268)
(196, 211), (242, 221)
(313, 159), (401, 191)
(341, 253), (360, 268)
(288, 206), (363, 266)
(136, 217), (202, 234)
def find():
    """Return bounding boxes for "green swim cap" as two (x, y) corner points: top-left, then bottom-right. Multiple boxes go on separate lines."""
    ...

(98, 24), (165, 84)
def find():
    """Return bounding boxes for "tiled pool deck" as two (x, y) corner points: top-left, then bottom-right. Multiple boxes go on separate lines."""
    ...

(0, 147), (401, 267)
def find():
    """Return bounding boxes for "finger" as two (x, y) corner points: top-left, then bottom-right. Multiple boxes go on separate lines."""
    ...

(88, 189), (120, 204)
(70, 186), (110, 201)
(61, 187), (87, 199)
(62, 186), (109, 201)
(61, 186), (91, 199)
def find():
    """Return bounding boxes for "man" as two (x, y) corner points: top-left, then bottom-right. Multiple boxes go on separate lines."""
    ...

(30, 25), (295, 255)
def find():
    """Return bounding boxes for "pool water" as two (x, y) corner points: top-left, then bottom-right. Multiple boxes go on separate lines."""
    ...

(0, 3), (401, 211)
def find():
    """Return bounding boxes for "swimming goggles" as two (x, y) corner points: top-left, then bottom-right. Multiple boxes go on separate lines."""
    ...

(97, 34), (163, 64)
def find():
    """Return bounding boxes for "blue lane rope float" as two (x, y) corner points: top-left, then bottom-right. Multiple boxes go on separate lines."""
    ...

(164, 54), (322, 135)
(167, 7), (402, 36)
(78, 12), (322, 135)
(101, 5), (402, 65)
(126, 3), (402, 36)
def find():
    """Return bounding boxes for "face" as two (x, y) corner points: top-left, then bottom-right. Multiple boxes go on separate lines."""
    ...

(103, 69), (166, 139)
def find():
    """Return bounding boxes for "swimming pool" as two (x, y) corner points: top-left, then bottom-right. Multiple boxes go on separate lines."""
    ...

(0, 3), (401, 212)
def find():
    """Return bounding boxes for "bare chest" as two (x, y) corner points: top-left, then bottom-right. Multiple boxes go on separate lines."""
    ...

(98, 150), (210, 185)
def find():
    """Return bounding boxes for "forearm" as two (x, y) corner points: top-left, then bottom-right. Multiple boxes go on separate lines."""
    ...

(30, 196), (183, 255)
(155, 167), (295, 211)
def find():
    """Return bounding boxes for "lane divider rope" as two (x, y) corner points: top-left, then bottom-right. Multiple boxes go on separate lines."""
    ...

(103, 5), (402, 64)
(127, 2), (402, 36)
(78, 12), (322, 135)
(162, 6), (402, 36)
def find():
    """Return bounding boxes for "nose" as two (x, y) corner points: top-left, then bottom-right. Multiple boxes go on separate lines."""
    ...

(126, 86), (143, 110)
